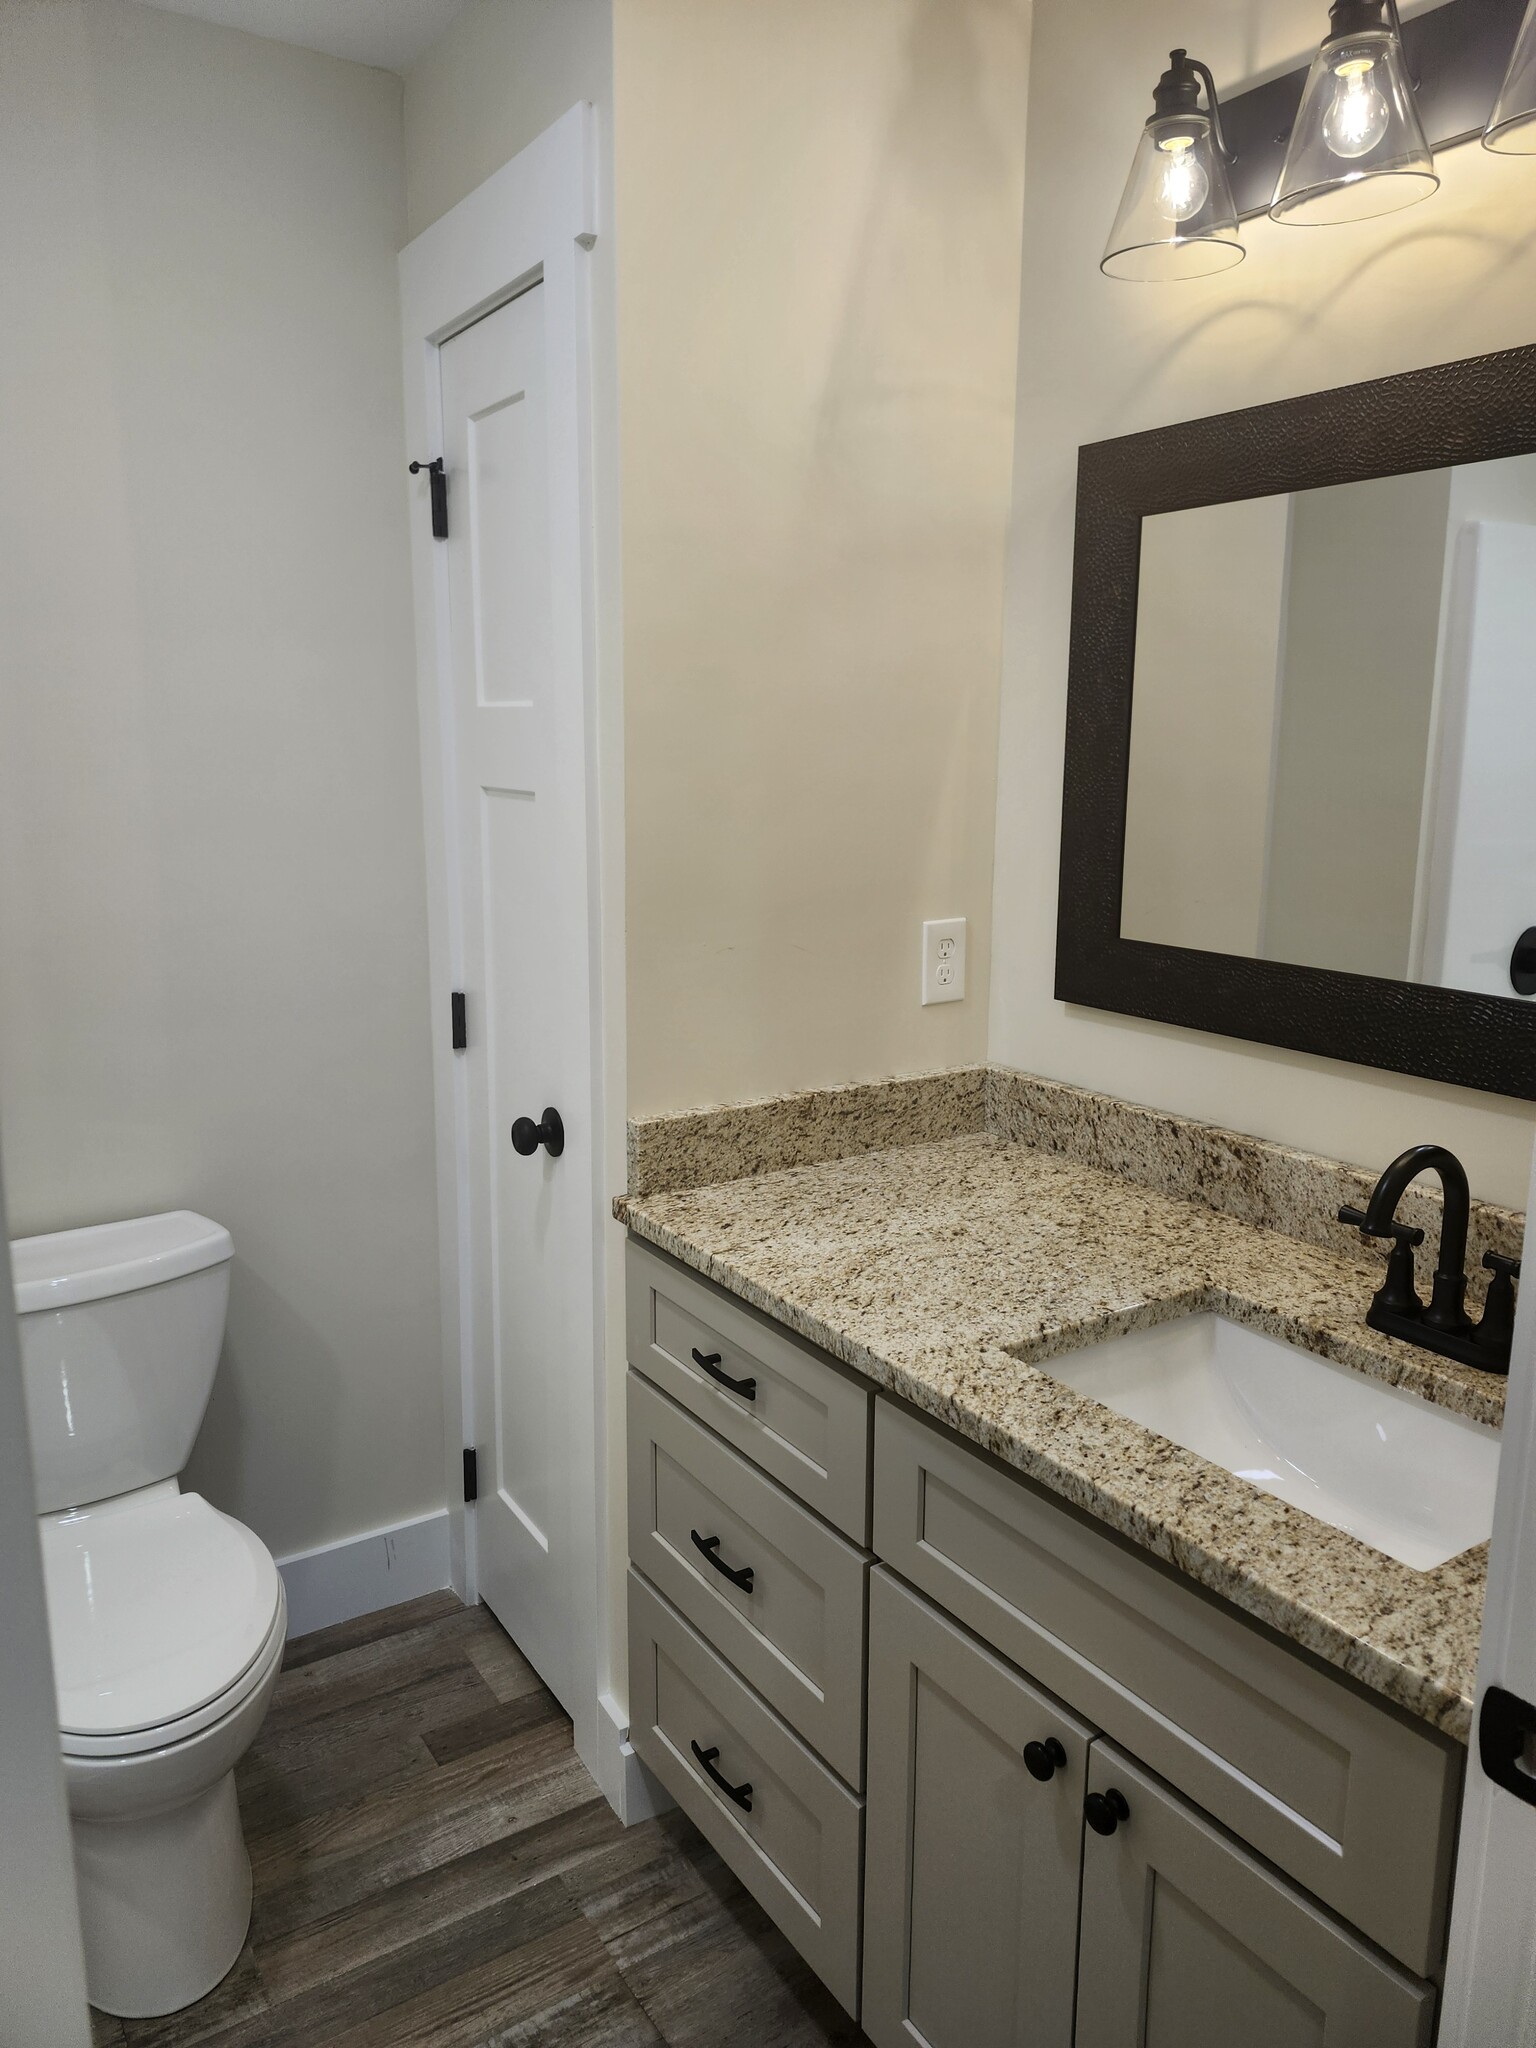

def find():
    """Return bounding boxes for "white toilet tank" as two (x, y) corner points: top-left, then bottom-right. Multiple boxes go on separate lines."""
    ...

(11, 1212), (233, 1514)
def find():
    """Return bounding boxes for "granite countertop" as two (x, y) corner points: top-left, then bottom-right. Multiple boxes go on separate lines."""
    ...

(618, 1131), (1504, 1741)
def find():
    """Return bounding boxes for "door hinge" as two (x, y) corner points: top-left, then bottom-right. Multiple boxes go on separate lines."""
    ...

(463, 1447), (479, 1504)
(409, 456), (448, 539)
(450, 990), (467, 1051)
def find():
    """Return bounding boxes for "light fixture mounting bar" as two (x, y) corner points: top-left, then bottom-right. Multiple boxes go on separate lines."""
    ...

(1221, 0), (1525, 218)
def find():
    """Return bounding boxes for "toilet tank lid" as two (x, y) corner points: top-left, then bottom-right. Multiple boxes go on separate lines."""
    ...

(11, 1211), (232, 1314)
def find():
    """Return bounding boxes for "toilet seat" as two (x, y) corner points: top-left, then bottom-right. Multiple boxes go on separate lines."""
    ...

(40, 1487), (283, 1756)
(59, 1602), (287, 1760)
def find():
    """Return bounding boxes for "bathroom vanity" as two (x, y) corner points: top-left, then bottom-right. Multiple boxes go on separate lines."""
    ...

(618, 1087), (1518, 2046)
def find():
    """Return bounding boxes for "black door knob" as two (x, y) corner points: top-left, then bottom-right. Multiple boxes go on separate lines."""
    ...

(1084, 1788), (1130, 1836)
(511, 1107), (565, 1158)
(1024, 1737), (1067, 1782)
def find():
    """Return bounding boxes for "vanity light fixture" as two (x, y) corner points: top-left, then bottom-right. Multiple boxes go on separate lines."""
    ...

(1485, 0), (1536, 147)
(1270, 0), (1437, 222)
(1101, 49), (1243, 280)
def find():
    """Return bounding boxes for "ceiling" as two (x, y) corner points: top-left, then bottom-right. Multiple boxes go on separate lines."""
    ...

(142, 0), (469, 74)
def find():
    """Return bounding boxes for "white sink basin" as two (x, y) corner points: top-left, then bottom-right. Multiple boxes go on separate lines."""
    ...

(1040, 1314), (1500, 1571)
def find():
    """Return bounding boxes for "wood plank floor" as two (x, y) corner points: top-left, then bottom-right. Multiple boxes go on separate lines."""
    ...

(89, 1593), (868, 2048)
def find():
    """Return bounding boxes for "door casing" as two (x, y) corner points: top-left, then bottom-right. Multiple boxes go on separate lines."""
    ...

(398, 102), (626, 1811)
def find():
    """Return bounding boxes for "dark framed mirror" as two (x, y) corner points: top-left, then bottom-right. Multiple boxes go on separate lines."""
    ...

(1056, 342), (1536, 1101)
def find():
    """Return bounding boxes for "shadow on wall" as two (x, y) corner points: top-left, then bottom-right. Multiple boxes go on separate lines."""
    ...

(183, 1258), (342, 1556)
(1109, 209), (1536, 434)
(815, 0), (1029, 531)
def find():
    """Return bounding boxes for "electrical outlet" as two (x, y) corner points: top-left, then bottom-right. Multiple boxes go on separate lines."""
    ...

(921, 918), (966, 1006)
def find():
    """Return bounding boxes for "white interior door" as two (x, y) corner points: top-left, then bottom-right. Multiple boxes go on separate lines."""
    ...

(437, 282), (595, 1714)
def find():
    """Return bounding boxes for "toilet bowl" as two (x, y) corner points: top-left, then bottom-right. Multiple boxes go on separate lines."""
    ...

(12, 1212), (287, 2019)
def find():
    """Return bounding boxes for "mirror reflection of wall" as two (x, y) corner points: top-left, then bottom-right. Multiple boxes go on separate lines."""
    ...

(1121, 453), (1536, 1002)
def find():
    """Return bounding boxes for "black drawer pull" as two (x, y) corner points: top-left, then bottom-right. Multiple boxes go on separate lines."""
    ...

(691, 1740), (753, 1811)
(691, 1347), (756, 1400)
(1084, 1788), (1130, 1836)
(1024, 1736), (1067, 1782)
(690, 1529), (755, 1592)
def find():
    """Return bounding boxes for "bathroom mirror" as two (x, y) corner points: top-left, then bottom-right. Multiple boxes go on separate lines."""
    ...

(1057, 343), (1536, 1099)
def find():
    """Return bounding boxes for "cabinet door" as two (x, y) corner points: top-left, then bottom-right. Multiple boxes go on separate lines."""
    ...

(1074, 1745), (1436, 2048)
(863, 1569), (1092, 2048)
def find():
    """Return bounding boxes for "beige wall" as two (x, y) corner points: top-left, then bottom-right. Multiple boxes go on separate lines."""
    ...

(992, 0), (1536, 1210)
(0, 1), (445, 1557)
(403, 0), (614, 241)
(616, 0), (1030, 1115)
(404, 0), (1030, 1121)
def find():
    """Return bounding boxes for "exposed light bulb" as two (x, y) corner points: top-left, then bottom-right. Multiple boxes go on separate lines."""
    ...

(1153, 134), (1209, 222)
(1323, 56), (1389, 159)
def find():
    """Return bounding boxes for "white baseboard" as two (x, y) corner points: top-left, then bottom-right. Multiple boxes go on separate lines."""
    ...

(277, 1508), (453, 1639)
(589, 1689), (673, 1826)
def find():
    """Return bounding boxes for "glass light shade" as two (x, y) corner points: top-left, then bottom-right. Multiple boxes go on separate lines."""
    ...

(1101, 114), (1243, 281)
(1270, 26), (1436, 223)
(1485, 0), (1536, 151)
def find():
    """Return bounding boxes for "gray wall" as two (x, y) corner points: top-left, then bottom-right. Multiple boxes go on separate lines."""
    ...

(1263, 471), (1451, 979)
(0, 0), (445, 1559)
(1122, 495), (1290, 957)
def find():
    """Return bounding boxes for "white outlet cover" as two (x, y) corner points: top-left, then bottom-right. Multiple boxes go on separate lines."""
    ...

(921, 918), (966, 1005)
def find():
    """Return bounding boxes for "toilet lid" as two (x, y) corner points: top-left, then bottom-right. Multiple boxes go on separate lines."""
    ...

(40, 1490), (281, 1739)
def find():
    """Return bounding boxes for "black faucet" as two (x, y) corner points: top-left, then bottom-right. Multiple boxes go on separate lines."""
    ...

(1338, 1143), (1521, 1376)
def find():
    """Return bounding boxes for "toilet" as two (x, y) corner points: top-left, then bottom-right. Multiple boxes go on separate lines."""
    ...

(12, 1211), (286, 2020)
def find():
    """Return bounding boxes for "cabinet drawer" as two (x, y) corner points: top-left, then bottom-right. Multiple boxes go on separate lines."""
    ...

(628, 1371), (870, 1785)
(873, 1398), (1460, 1978)
(627, 1240), (872, 1541)
(626, 1570), (863, 2017)
(1076, 1744), (1435, 2047)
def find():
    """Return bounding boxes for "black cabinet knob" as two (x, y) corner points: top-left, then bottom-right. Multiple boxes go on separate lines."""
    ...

(1024, 1737), (1067, 1782)
(1084, 1788), (1130, 1836)
(1511, 928), (1536, 997)
(511, 1107), (564, 1158)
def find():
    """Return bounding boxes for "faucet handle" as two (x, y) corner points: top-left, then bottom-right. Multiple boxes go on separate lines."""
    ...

(1477, 1251), (1522, 1366)
(1338, 1205), (1424, 1246)
(1340, 1206), (1424, 1318)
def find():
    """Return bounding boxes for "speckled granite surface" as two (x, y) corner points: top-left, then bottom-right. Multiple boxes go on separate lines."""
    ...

(628, 1064), (1525, 1305)
(627, 1067), (986, 1197)
(619, 1131), (1514, 1740)
(985, 1068), (1525, 1312)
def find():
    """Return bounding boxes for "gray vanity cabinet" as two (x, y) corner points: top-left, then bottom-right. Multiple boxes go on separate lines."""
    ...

(624, 1241), (1462, 2043)
(862, 1569), (1091, 2048)
(1075, 1746), (1436, 2048)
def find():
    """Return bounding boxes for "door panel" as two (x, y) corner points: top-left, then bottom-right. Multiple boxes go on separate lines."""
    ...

(872, 1398), (1457, 1977)
(439, 282), (594, 1711)
(862, 1569), (1089, 2048)
(1074, 1745), (1435, 2048)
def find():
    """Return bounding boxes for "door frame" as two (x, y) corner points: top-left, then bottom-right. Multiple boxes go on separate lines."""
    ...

(398, 103), (628, 1810)
(0, 1181), (92, 2043)
(1438, 1127), (1536, 2043)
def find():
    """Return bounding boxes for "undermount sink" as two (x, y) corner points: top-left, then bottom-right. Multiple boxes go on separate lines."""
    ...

(1038, 1314), (1500, 1571)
